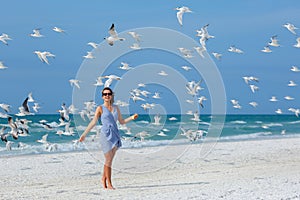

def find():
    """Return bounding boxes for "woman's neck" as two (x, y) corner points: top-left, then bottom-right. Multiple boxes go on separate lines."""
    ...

(103, 102), (112, 107)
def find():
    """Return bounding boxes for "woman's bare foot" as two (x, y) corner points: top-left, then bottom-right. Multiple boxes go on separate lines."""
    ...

(101, 177), (107, 189)
(107, 184), (115, 190)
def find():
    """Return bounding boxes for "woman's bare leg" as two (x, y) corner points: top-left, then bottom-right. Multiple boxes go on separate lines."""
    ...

(101, 165), (107, 189)
(103, 146), (118, 189)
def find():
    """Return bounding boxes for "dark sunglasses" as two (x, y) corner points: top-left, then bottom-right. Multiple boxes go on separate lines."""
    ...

(102, 92), (112, 96)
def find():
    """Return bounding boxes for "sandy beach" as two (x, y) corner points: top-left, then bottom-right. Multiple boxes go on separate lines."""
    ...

(1, 137), (300, 200)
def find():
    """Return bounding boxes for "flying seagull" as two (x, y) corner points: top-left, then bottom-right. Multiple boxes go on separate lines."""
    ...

(0, 33), (12, 45)
(174, 6), (192, 26)
(104, 23), (125, 46)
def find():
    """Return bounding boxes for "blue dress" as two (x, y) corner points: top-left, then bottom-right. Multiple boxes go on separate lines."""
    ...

(99, 104), (122, 154)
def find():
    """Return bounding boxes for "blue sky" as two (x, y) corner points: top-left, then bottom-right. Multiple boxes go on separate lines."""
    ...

(0, 0), (300, 114)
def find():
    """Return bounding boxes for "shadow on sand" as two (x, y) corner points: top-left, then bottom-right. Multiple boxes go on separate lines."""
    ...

(117, 181), (209, 190)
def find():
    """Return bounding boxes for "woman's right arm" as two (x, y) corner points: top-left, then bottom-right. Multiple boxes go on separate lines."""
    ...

(79, 106), (102, 142)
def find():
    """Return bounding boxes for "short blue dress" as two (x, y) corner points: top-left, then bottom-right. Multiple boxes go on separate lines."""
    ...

(99, 105), (122, 154)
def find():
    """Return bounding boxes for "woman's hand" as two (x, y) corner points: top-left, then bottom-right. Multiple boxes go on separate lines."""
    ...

(79, 134), (86, 142)
(132, 113), (138, 120)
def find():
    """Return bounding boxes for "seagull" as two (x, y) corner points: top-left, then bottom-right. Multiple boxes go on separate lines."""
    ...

(16, 97), (33, 116)
(87, 42), (99, 49)
(0, 61), (8, 69)
(168, 117), (177, 121)
(32, 103), (40, 113)
(83, 51), (95, 59)
(158, 70), (168, 76)
(283, 23), (298, 35)
(104, 23), (125, 46)
(102, 74), (122, 88)
(0, 127), (8, 143)
(130, 94), (146, 103)
(157, 131), (167, 137)
(284, 96), (294, 100)
(242, 76), (259, 84)
(94, 76), (104, 86)
(141, 103), (155, 111)
(194, 46), (206, 58)
(69, 79), (81, 89)
(138, 83), (146, 88)
(36, 134), (48, 144)
(28, 92), (35, 102)
(34, 51), (55, 65)
(230, 99), (242, 109)
(181, 65), (191, 71)
(196, 24), (214, 49)
(269, 96), (278, 102)
(119, 62), (133, 70)
(6, 141), (13, 151)
(52, 26), (66, 33)
(261, 45), (272, 53)
(293, 37), (300, 48)
(130, 43), (141, 50)
(249, 84), (259, 93)
(59, 103), (70, 122)
(152, 92), (161, 99)
(0, 103), (10, 113)
(288, 108), (300, 117)
(196, 24), (215, 40)
(114, 100), (129, 107)
(180, 127), (194, 140)
(198, 96), (207, 108)
(186, 110), (194, 115)
(180, 127), (203, 141)
(199, 37), (208, 49)
(140, 90), (151, 97)
(186, 80), (203, 96)
(134, 131), (150, 142)
(0, 33), (12, 45)
(186, 99), (194, 104)
(68, 104), (77, 114)
(268, 35), (280, 47)
(29, 28), (44, 38)
(40, 121), (53, 130)
(174, 6), (192, 26)
(249, 101), (258, 108)
(288, 80), (297, 87)
(212, 52), (222, 60)
(178, 47), (193, 58)
(228, 45), (243, 54)
(128, 31), (141, 42)
(8, 117), (19, 140)
(291, 66), (300, 72)
(275, 109), (282, 114)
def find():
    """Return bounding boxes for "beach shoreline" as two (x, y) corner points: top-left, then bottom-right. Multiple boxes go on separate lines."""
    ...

(1, 137), (299, 200)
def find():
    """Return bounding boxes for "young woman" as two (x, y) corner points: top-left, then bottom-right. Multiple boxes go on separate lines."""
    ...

(79, 87), (138, 189)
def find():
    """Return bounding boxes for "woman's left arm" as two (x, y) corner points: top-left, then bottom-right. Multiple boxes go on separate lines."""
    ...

(117, 106), (138, 125)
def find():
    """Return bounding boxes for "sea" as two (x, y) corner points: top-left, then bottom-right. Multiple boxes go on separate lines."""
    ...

(0, 114), (299, 157)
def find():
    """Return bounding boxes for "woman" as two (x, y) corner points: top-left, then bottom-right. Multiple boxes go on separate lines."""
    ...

(79, 87), (138, 189)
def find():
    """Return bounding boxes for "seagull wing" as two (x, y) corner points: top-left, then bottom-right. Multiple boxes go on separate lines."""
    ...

(176, 11), (183, 26)
(109, 23), (117, 36)
(22, 97), (30, 113)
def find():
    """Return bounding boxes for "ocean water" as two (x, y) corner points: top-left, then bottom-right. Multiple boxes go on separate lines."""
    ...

(0, 114), (299, 156)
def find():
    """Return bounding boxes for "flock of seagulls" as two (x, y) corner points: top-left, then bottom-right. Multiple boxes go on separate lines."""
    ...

(1, 5), (300, 152)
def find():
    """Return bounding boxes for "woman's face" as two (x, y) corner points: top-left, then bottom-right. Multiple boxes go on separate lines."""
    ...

(102, 89), (113, 102)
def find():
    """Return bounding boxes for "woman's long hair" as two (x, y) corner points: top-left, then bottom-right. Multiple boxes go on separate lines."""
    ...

(102, 87), (114, 104)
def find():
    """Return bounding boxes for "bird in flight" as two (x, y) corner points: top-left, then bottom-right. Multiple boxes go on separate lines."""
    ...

(104, 23), (125, 46)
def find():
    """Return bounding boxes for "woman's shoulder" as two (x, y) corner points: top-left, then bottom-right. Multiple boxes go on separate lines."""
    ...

(96, 105), (103, 113)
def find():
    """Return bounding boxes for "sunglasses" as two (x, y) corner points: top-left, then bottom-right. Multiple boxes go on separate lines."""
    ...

(102, 92), (112, 96)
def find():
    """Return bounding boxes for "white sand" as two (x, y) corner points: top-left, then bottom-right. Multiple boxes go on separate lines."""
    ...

(1, 137), (300, 200)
